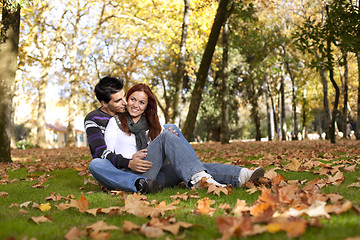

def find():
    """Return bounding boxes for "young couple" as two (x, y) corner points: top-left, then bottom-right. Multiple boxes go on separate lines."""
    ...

(85, 76), (264, 194)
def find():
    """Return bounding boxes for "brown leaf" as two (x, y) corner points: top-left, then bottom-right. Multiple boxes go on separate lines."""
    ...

(140, 224), (164, 238)
(207, 184), (229, 196)
(123, 221), (141, 233)
(65, 226), (83, 240)
(267, 218), (307, 237)
(216, 215), (254, 240)
(232, 199), (250, 216)
(70, 193), (89, 212)
(325, 200), (353, 215)
(31, 215), (52, 224)
(86, 220), (120, 233)
(287, 158), (301, 171)
(124, 193), (178, 218)
(0, 191), (8, 197)
(193, 197), (216, 216)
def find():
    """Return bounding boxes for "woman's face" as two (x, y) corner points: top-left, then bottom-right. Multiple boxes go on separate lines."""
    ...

(127, 90), (148, 123)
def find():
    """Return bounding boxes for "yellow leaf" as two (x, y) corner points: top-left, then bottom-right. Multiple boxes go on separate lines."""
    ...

(39, 203), (51, 212)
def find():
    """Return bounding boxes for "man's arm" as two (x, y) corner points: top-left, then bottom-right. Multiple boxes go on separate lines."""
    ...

(85, 116), (130, 168)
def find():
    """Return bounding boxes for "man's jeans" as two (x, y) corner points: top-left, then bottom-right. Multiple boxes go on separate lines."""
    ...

(89, 124), (242, 192)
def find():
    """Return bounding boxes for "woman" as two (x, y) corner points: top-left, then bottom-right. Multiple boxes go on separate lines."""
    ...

(103, 83), (264, 190)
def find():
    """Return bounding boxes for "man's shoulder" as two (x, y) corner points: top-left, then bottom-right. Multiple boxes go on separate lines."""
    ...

(85, 108), (113, 126)
(85, 108), (109, 120)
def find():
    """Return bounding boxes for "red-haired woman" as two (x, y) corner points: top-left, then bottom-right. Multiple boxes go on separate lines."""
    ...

(102, 83), (264, 190)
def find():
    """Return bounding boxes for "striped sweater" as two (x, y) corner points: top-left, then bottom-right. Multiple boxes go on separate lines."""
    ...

(84, 108), (130, 168)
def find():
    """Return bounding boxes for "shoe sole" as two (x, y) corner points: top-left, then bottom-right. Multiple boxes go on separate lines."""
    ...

(250, 168), (265, 182)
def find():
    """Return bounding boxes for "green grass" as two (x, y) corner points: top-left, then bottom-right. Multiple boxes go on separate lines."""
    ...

(1, 156), (360, 239)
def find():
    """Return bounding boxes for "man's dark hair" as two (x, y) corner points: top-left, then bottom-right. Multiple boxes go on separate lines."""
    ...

(94, 76), (124, 103)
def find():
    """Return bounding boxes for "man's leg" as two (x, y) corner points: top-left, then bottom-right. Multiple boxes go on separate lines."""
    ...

(89, 158), (162, 193)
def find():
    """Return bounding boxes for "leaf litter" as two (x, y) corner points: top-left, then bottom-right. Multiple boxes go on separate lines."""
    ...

(2, 141), (360, 239)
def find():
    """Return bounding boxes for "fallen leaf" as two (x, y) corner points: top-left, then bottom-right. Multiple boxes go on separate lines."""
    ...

(123, 221), (141, 233)
(39, 203), (51, 212)
(65, 226), (83, 240)
(193, 197), (216, 216)
(267, 218), (307, 237)
(232, 199), (250, 216)
(287, 158), (301, 171)
(0, 191), (8, 197)
(86, 220), (120, 233)
(207, 184), (229, 196)
(31, 215), (52, 224)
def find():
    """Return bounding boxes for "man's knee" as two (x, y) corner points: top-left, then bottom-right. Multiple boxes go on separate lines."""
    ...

(89, 158), (106, 172)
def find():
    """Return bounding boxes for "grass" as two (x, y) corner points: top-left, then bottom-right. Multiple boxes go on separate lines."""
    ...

(1, 141), (360, 240)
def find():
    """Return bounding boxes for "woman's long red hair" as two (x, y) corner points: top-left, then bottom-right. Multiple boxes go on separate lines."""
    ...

(118, 83), (162, 141)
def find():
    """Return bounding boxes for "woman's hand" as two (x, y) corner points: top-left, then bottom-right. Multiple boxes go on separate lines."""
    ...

(128, 149), (152, 173)
(163, 126), (178, 135)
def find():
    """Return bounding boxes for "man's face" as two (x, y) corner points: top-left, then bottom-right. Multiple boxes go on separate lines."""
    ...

(102, 89), (127, 115)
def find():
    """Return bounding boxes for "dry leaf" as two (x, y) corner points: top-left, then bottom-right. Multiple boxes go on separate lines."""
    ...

(0, 191), (8, 197)
(193, 197), (216, 216)
(123, 221), (141, 233)
(267, 218), (307, 237)
(38, 203), (51, 212)
(65, 226), (83, 240)
(232, 199), (250, 216)
(86, 220), (120, 233)
(207, 184), (229, 196)
(287, 158), (301, 171)
(31, 215), (52, 224)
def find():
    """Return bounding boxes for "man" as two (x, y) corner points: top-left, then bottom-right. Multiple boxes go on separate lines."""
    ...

(84, 76), (162, 193)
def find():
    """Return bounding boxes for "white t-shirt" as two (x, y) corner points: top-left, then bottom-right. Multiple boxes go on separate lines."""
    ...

(104, 117), (140, 159)
(104, 117), (165, 159)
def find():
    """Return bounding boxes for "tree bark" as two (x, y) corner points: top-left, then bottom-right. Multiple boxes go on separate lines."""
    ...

(182, 0), (230, 141)
(342, 51), (349, 139)
(264, 76), (272, 141)
(0, 1), (20, 162)
(280, 75), (286, 140)
(356, 52), (360, 140)
(285, 60), (298, 140)
(220, 20), (229, 144)
(326, 6), (340, 144)
(173, 0), (190, 125)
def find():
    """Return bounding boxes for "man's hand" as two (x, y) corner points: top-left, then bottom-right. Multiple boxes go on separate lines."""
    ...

(128, 149), (152, 173)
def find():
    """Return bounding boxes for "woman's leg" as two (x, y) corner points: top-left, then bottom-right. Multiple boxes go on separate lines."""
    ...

(89, 158), (141, 192)
(139, 130), (205, 185)
(203, 163), (241, 187)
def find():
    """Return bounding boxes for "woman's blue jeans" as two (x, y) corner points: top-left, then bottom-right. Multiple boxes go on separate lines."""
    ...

(89, 124), (242, 192)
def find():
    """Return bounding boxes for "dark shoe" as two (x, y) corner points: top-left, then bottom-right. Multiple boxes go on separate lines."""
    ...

(136, 179), (162, 194)
(249, 167), (265, 182)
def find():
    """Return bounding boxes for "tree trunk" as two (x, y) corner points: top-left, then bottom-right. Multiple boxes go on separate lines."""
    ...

(342, 51), (349, 139)
(314, 48), (331, 139)
(267, 81), (278, 140)
(173, 0), (190, 125)
(182, 0), (230, 141)
(356, 52), (360, 140)
(302, 85), (309, 139)
(264, 76), (272, 141)
(285, 61), (298, 140)
(220, 20), (229, 144)
(36, 71), (48, 148)
(250, 97), (261, 141)
(280, 75), (286, 140)
(0, 1), (20, 162)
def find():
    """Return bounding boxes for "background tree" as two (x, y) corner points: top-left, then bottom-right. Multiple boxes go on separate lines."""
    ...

(0, 0), (20, 162)
(182, 0), (230, 141)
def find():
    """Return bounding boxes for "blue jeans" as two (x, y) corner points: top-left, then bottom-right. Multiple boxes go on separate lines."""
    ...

(89, 124), (242, 192)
